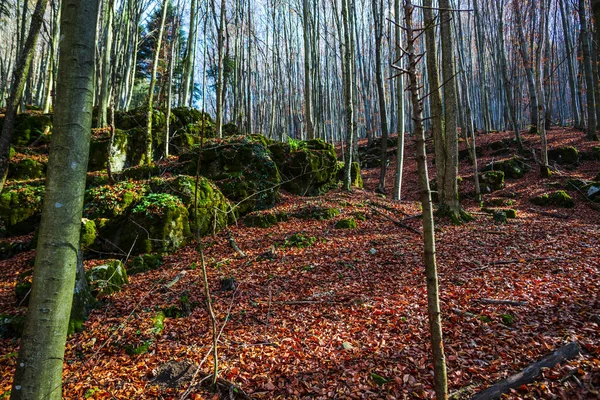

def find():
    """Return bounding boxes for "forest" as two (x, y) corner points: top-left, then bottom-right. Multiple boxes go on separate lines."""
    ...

(0, 0), (599, 398)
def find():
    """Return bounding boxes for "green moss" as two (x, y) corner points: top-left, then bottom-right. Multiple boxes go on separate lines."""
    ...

(244, 212), (279, 228)
(8, 147), (16, 159)
(337, 161), (363, 188)
(479, 170), (505, 193)
(0, 184), (45, 235)
(87, 260), (128, 295)
(152, 311), (166, 334)
(501, 314), (515, 326)
(482, 157), (530, 179)
(80, 219), (97, 248)
(335, 218), (357, 229)
(531, 190), (574, 208)
(9, 158), (46, 180)
(150, 175), (232, 236)
(505, 209), (518, 219)
(128, 253), (163, 274)
(354, 212), (367, 221)
(493, 211), (508, 224)
(292, 206), (340, 220)
(283, 233), (317, 248)
(223, 122), (239, 136)
(4, 113), (53, 146)
(125, 340), (153, 356)
(548, 146), (579, 165)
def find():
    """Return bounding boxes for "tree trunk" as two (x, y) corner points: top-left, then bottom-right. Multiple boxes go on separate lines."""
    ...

(214, 0), (226, 138)
(372, 0), (389, 194)
(341, 0), (354, 191)
(10, 0), (99, 395)
(393, 0), (405, 201)
(182, 0), (197, 106)
(580, 0), (598, 140)
(302, 0), (314, 140)
(97, 0), (114, 128)
(144, 0), (168, 165)
(404, 3), (448, 398)
(0, 0), (50, 193)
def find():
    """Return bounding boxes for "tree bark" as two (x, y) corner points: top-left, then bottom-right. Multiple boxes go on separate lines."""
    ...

(580, 0), (599, 140)
(10, 0), (99, 396)
(393, 0), (405, 201)
(372, 0), (389, 194)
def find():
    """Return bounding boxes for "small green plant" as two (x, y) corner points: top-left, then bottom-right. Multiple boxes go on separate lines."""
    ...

(283, 233), (317, 248)
(479, 315), (492, 323)
(501, 314), (515, 326)
(287, 137), (305, 152)
(84, 387), (102, 398)
(132, 193), (184, 217)
(125, 340), (153, 356)
(302, 264), (316, 272)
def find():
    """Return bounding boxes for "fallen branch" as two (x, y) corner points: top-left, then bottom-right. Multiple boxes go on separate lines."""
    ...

(369, 206), (421, 235)
(487, 257), (560, 266)
(228, 230), (246, 258)
(475, 298), (527, 306)
(471, 342), (581, 400)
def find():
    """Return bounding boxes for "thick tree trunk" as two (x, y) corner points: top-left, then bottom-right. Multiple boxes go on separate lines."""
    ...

(10, 0), (99, 396)
(302, 0), (314, 140)
(580, 0), (598, 140)
(182, 0), (197, 107)
(0, 0), (50, 193)
(404, 3), (448, 398)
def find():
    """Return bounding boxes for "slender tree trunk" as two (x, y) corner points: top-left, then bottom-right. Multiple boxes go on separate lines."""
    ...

(145, 0), (168, 164)
(341, 0), (354, 191)
(10, 0), (99, 396)
(97, 0), (114, 128)
(372, 0), (389, 193)
(182, 0), (197, 106)
(0, 0), (50, 193)
(404, 3), (448, 398)
(302, 0), (314, 140)
(580, 0), (598, 140)
(393, 0), (405, 201)
(214, 0), (226, 138)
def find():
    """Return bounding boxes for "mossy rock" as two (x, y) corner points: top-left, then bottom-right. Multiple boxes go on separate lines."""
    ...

(458, 146), (483, 161)
(179, 136), (281, 215)
(565, 179), (588, 190)
(269, 138), (338, 196)
(83, 181), (148, 219)
(337, 161), (363, 188)
(244, 211), (288, 228)
(283, 233), (317, 248)
(484, 198), (508, 207)
(128, 253), (163, 274)
(488, 140), (508, 151)
(482, 157), (530, 179)
(88, 129), (129, 172)
(505, 209), (518, 219)
(0, 314), (26, 339)
(548, 146), (579, 165)
(150, 175), (232, 236)
(531, 190), (574, 208)
(0, 241), (29, 260)
(291, 206), (340, 220)
(222, 122), (239, 137)
(493, 211), (508, 224)
(0, 184), (45, 235)
(87, 259), (128, 296)
(8, 158), (46, 180)
(80, 218), (97, 248)
(117, 164), (163, 180)
(479, 170), (505, 193)
(0, 113), (53, 146)
(335, 218), (357, 229)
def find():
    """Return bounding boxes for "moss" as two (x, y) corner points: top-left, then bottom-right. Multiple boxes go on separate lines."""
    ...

(223, 122), (239, 136)
(337, 161), (363, 188)
(531, 190), (574, 208)
(482, 157), (530, 179)
(501, 314), (515, 326)
(566, 179), (588, 190)
(128, 253), (163, 274)
(244, 211), (281, 228)
(4, 113), (53, 146)
(548, 146), (579, 165)
(150, 175), (232, 236)
(152, 311), (166, 334)
(283, 233), (317, 248)
(80, 218), (97, 248)
(269, 139), (338, 196)
(505, 209), (518, 219)
(292, 206), (340, 220)
(484, 198), (507, 207)
(8, 158), (46, 180)
(493, 211), (508, 224)
(479, 170), (505, 193)
(87, 260), (128, 295)
(335, 218), (357, 229)
(118, 164), (162, 180)
(0, 184), (45, 235)
(125, 340), (153, 356)
(0, 314), (26, 339)
(9, 147), (16, 159)
(179, 137), (281, 215)
(354, 212), (367, 221)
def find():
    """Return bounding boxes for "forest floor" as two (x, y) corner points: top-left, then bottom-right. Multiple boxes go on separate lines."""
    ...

(0, 127), (599, 399)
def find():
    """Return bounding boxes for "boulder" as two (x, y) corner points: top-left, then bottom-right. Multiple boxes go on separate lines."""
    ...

(531, 190), (574, 208)
(88, 129), (129, 172)
(179, 135), (281, 215)
(0, 113), (52, 146)
(0, 184), (45, 235)
(482, 156), (530, 179)
(548, 146), (579, 165)
(87, 259), (128, 295)
(150, 175), (232, 236)
(335, 217), (358, 229)
(83, 181), (148, 219)
(269, 138), (338, 196)
(244, 211), (289, 228)
(479, 170), (505, 193)
(8, 157), (46, 180)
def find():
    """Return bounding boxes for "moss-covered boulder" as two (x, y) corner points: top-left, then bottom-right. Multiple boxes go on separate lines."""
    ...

(337, 161), (363, 188)
(0, 113), (53, 146)
(8, 157), (47, 180)
(150, 175), (232, 235)
(506, 209), (518, 219)
(0, 184), (45, 235)
(115, 193), (191, 254)
(531, 190), (574, 208)
(548, 146), (579, 165)
(292, 206), (340, 220)
(88, 129), (129, 172)
(83, 181), (148, 219)
(479, 170), (505, 193)
(244, 211), (289, 228)
(127, 253), (163, 274)
(179, 135), (281, 215)
(269, 138), (338, 196)
(222, 122), (239, 137)
(482, 156), (530, 179)
(335, 217), (357, 229)
(87, 260), (128, 295)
